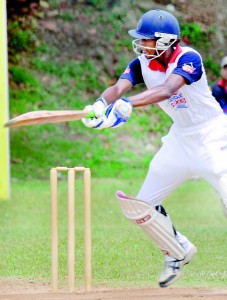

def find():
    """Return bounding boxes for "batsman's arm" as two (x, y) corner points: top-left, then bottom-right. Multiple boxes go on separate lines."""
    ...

(128, 74), (186, 107)
(101, 78), (133, 105)
(84, 78), (133, 118)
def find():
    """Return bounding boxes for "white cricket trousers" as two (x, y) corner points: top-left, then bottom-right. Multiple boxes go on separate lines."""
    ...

(137, 114), (227, 206)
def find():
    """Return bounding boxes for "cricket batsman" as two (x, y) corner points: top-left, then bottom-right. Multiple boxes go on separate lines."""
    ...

(82, 9), (227, 287)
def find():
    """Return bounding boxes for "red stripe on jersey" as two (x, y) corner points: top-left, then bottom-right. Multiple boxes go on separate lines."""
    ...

(218, 78), (226, 88)
(148, 60), (166, 72)
(148, 44), (183, 73)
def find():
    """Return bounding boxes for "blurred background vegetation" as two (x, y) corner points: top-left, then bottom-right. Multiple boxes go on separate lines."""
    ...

(7, 0), (227, 179)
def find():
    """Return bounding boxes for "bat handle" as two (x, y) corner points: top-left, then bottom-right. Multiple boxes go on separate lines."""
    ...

(86, 111), (96, 118)
(86, 109), (107, 119)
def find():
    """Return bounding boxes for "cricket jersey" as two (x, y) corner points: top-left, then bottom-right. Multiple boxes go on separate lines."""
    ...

(120, 44), (223, 127)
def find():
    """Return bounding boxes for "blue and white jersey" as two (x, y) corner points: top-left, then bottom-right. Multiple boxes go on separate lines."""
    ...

(120, 44), (223, 127)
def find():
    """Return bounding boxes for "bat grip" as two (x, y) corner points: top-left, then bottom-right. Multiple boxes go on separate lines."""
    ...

(86, 109), (107, 118)
(86, 111), (96, 118)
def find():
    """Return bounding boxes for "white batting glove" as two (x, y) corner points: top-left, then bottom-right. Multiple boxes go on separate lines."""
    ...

(82, 115), (105, 128)
(82, 98), (132, 130)
(85, 97), (107, 118)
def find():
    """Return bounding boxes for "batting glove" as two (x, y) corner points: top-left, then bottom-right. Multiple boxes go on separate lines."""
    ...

(82, 97), (132, 130)
(85, 97), (107, 118)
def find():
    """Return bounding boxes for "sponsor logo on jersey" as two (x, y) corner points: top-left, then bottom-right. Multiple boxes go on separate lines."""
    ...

(123, 67), (130, 74)
(168, 91), (188, 110)
(182, 62), (196, 74)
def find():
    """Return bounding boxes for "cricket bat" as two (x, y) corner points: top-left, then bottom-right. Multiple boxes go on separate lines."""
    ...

(4, 109), (95, 128)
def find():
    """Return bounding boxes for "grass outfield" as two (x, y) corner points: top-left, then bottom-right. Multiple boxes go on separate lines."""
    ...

(0, 177), (226, 289)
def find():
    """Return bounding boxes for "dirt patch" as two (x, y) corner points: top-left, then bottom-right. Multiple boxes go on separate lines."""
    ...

(0, 278), (227, 300)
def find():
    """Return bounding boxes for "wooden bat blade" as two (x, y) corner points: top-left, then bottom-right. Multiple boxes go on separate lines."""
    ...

(4, 109), (94, 128)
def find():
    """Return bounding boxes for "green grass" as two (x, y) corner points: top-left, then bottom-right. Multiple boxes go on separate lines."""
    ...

(0, 177), (226, 288)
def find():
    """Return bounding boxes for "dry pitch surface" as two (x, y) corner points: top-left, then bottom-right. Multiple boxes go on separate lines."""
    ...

(0, 278), (227, 300)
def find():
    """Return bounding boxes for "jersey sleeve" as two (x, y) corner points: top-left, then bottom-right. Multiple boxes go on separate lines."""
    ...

(172, 51), (203, 85)
(119, 57), (144, 86)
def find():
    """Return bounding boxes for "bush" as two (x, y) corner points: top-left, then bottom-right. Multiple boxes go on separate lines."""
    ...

(9, 66), (37, 85)
(180, 22), (215, 51)
(8, 22), (32, 51)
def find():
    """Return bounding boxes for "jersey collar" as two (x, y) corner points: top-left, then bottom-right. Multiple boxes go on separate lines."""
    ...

(148, 43), (183, 72)
(168, 43), (183, 64)
(218, 78), (227, 88)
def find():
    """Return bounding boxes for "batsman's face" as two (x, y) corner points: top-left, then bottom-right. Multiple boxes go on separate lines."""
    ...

(140, 39), (156, 58)
(221, 65), (227, 81)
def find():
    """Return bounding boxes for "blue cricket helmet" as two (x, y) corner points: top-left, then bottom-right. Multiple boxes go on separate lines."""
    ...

(128, 9), (180, 40)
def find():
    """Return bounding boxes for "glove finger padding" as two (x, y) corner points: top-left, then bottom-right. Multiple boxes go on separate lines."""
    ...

(92, 97), (107, 117)
(82, 115), (105, 128)
(82, 98), (132, 130)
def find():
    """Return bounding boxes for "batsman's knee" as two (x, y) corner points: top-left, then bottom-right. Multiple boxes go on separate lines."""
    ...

(116, 191), (185, 260)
